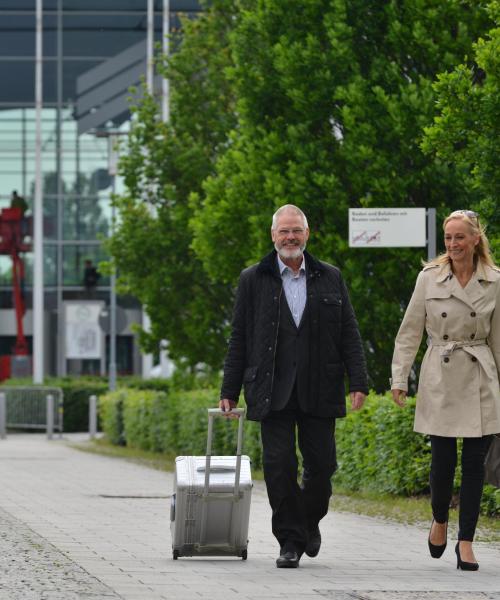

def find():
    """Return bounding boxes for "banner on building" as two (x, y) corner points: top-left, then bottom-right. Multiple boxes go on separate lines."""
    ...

(64, 301), (104, 359)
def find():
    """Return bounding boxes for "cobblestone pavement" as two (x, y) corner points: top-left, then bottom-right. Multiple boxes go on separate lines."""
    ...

(0, 506), (120, 600)
(1, 433), (500, 600)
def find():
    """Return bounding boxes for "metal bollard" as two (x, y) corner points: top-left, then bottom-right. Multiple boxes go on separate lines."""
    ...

(46, 394), (54, 440)
(0, 392), (6, 440)
(58, 396), (64, 439)
(89, 395), (97, 439)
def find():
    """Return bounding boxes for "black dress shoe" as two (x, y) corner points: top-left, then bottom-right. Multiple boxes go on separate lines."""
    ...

(305, 526), (321, 558)
(276, 544), (300, 568)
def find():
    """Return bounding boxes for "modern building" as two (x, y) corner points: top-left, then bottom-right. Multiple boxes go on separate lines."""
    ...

(0, 1), (201, 379)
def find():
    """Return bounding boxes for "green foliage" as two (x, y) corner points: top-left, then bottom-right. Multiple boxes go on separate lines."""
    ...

(422, 0), (500, 259)
(335, 393), (431, 495)
(481, 485), (500, 517)
(99, 387), (263, 468)
(107, 0), (244, 368)
(190, 0), (493, 391)
(99, 389), (126, 446)
(110, 0), (496, 391)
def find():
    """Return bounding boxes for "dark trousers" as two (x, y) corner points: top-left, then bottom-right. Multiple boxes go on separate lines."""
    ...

(260, 399), (337, 551)
(430, 435), (492, 541)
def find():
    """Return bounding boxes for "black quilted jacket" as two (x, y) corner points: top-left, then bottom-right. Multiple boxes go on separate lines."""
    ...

(220, 250), (369, 421)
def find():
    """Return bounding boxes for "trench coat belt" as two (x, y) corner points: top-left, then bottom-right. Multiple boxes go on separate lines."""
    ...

(430, 338), (488, 357)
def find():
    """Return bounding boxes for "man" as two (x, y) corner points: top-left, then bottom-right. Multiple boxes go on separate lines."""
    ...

(220, 204), (368, 568)
(83, 259), (100, 297)
(10, 190), (28, 215)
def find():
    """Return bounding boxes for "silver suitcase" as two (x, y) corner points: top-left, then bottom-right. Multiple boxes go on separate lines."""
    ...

(170, 408), (252, 560)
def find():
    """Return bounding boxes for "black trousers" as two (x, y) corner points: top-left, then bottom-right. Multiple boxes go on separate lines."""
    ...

(260, 399), (337, 551)
(430, 435), (492, 541)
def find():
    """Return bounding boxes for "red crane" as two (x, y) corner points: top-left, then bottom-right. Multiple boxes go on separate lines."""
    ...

(0, 207), (31, 379)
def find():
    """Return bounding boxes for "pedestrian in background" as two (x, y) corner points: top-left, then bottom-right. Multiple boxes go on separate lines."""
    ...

(83, 259), (100, 298)
(220, 204), (368, 568)
(391, 209), (500, 571)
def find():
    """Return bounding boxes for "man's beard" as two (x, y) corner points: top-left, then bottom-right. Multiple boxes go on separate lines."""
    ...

(275, 241), (306, 260)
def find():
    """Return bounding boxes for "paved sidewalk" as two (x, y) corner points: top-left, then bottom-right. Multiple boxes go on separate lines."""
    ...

(0, 434), (499, 600)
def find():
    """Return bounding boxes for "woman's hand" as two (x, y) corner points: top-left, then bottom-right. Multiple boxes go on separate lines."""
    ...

(391, 389), (407, 408)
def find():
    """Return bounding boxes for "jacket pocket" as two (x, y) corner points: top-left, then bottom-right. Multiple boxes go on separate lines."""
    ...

(243, 366), (258, 382)
(320, 293), (342, 321)
(425, 288), (452, 300)
(243, 366), (258, 404)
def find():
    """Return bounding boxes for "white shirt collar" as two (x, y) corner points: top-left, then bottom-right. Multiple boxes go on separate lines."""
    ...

(277, 254), (306, 276)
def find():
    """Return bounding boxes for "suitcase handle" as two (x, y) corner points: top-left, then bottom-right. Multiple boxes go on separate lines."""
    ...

(204, 408), (245, 498)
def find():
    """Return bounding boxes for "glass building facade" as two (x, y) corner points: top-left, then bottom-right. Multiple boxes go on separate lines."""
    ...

(0, 1), (200, 377)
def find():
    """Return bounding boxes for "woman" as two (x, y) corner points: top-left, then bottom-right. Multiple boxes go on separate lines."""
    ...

(391, 210), (500, 571)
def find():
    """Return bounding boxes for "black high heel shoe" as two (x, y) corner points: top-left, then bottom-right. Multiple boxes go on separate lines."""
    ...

(455, 542), (479, 571)
(428, 519), (447, 558)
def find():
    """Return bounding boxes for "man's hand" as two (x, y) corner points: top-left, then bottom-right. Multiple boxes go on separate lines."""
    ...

(350, 391), (366, 411)
(219, 398), (239, 418)
(391, 389), (407, 408)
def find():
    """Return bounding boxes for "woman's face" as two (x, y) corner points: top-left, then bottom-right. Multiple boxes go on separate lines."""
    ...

(444, 218), (479, 267)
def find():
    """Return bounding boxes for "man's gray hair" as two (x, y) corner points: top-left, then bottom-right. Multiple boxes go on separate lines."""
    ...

(271, 204), (309, 230)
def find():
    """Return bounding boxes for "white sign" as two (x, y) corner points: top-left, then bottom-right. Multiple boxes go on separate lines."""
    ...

(349, 208), (426, 247)
(65, 302), (104, 359)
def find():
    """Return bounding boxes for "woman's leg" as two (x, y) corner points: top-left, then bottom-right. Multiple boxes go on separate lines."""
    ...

(458, 435), (492, 541)
(430, 435), (457, 524)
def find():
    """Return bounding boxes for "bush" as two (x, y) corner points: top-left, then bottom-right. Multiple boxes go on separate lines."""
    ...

(335, 392), (431, 495)
(98, 387), (499, 517)
(99, 387), (263, 468)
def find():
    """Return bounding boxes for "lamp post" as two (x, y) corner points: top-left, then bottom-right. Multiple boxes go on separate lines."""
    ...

(95, 130), (126, 391)
(33, 0), (44, 384)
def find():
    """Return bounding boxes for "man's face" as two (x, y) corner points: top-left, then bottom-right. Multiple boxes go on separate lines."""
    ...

(271, 211), (309, 260)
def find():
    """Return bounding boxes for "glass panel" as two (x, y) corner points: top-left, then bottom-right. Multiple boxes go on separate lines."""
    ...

(0, 251), (56, 287)
(63, 195), (110, 240)
(0, 15), (35, 57)
(63, 244), (109, 286)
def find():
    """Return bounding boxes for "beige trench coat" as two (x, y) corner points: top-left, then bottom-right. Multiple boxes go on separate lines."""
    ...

(391, 262), (500, 437)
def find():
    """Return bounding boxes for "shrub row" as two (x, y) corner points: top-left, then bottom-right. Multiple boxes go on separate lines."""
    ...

(99, 387), (263, 468)
(98, 388), (500, 516)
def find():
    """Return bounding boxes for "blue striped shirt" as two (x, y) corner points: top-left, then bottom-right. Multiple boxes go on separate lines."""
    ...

(277, 255), (307, 327)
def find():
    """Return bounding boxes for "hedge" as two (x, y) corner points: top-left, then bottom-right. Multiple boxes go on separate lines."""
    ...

(99, 387), (263, 468)
(98, 388), (500, 516)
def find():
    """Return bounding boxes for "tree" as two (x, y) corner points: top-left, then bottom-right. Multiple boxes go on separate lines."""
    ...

(422, 0), (499, 256)
(191, 0), (492, 390)
(107, 0), (241, 367)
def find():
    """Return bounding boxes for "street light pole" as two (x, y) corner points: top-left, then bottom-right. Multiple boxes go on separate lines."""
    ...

(107, 134), (120, 391)
(147, 0), (154, 93)
(33, 0), (44, 384)
(162, 0), (170, 122)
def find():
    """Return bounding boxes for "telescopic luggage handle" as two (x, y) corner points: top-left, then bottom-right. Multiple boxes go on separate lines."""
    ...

(204, 408), (245, 498)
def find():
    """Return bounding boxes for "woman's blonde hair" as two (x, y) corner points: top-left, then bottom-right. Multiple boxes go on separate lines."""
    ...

(423, 210), (496, 269)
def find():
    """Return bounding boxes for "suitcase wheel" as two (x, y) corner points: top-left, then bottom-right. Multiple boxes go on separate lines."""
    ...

(173, 549), (179, 560)
(241, 549), (247, 560)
